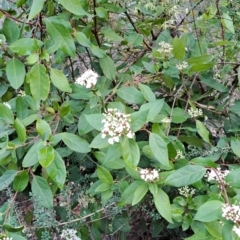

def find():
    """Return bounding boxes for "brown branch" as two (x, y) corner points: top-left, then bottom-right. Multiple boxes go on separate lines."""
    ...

(93, 0), (101, 47)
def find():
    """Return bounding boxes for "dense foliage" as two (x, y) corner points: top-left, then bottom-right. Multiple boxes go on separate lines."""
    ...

(0, 0), (240, 239)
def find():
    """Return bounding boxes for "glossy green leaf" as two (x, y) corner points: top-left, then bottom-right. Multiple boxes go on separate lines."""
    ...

(46, 150), (66, 189)
(90, 45), (107, 58)
(13, 118), (26, 142)
(43, 17), (76, 57)
(117, 86), (145, 104)
(196, 120), (210, 144)
(225, 168), (240, 188)
(101, 27), (123, 42)
(95, 183), (111, 192)
(9, 38), (43, 55)
(130, 110), (148, 132)
(172, 37), (185, 60)
(74, 32), (92, 47)
(200, 75), (228, 92)
(205, 221), (222, 239)
(6, 59), (25, 89)
(99, 56), (116, 79)
(165, 165), (206, 187)
(126, 33), (143, 47)
(89, 133), (109, 149)
(0, 103), (14, 124)
(121, 138), (140, 168)
(13, 171), (29, 192)
(0, 170), (17, 191)
(140, 100), (164, 122)
(231, 137), (240, 157)
(28, 64), (50, 101)
(149, 133), (170, 168)
(36, 118), (52, 140)
(194, 200), (222, 222)
(95, 7), (108, 18)
(38, 146), (55, 168)
(188, 55), (214, 64)
(31, 175), (53, 208)
(3, 224), (24, 233)
(2, 18), (20, 44)
(97, 166), (113, 184)
(28, 0), (45, 20)
(22, 140), (45, 167)
(16, 97), (28, 120)
(58, 0), (90, 16)
(85, 114), (104, 131)
(222, 13), (235, 34)
(50, 68), (72, 93)
(132, 182), (148, 205)
(190, 157), (217, 168)
(138, 84), (156, 102)
(153, 188), (173, 223)
(189, 63), (215, 72)
(60, 132), (90, 153)
(185, 231), (215, 240)
(172, 108), (189, 123)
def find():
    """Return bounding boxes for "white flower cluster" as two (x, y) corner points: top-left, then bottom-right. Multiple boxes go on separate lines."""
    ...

(101, 108), (134, 145)
(205, 168), (229, 186)
(18, 90), (26, 97)
(176, 61), (188, 71)
(139, 168), (159, 182)
(222, 203), (240, 223)
(178, 186), (195, 198)
(75, 69), (98, 88)
(2, 237), (13, 240)
(157, 41), (173, 55)
(188, 108), (203, 118)
(175, 150), (184, 159)
(233, 225), (240, 237)
(3, 102), (11, 109)
(60, 229), (81, 240)
(161, 117), (172, 123)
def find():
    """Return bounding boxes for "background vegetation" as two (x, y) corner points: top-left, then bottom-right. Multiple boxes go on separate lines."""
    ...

(0, 0), (240, 239)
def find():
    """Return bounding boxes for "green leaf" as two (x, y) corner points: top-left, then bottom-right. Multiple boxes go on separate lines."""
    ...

(36, 118), (52, 140)
(58, 0), (90, 16)
(97, 166), (113, 184)
(9, 38), (43, 55)
(28, 0), (45, 20)
(153, 188), (173, 223)
(90, 45), (107, 58)
(188, 55), (214, 64)
(46, 150), (66, 189)
(140, 100), (164, 122)
(190, 157), (217, 168)
(74, 32), (92, 47)
(196, 120), (210, 144)
(222, 13), (235, 34)
(130, 110), (148, 132)
(117, 86), (145, 104)
(99, 56), (116, 79)
(126, 33), (143, 47)
(0, 170), (17, 191)
(38, 146), (55, 168)
(189, 63), (215, 72)
(194, 200), (222, 222)
(2, 18), (20, 44)
(16, 0), (27, 7)
(121, 138), (140, 168)
(95, 183), (111, 192)
(13, 171), (29, 192)
(132, 182), (148, 205)
(22, 140), (45, 167)
(43, 17), (76, 57)
(165, 165), (206, 187)
(13, 118), (26, 142)
(185, 231), (215, 240)
(31, 175), (53, 208)
(231, 137), (240, 157)
(101, 27), (123, 42)
(50, 68), (72, 93)
(149, 133), (170, 168)
(16, 97), (28, 120)
(138, 84), (156, 102)
(28, 64), (50, 101)
(60, 132), (90, 153)
(6, 59), (25, 89)
(0, 103), (14, 124)
(200, 75), (228, 92)
(95, 7), (108, 18)
(172, 108), (189, 123)
(172, 37), (185, 60)
(89, 133), (109, 149)
(225, 168), (240, 188)
(205, 221), (222, 239)
(85, 114), (104, 131)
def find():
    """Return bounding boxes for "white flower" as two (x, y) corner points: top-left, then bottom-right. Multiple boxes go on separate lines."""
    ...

(75, 69), (98, 88)
(3, 237), (13, 240)
(233, 225), (240, 237)
(175, 150), (184, 159)
(176, 61), (188, 71)
(205, 168), (229, 186)
(222, 204), (240, 223)
(188, 108), (203, 118)
(101, 108), (134, 145)
(17, 90), (26, 97)
(139, 168), (160, 182)
(60, 228), (81, 240)
(157, 41), (173, 55)
(179, 186), (195, 198)
(3, 102), (11, 109)
(161, 117), (172, 123)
